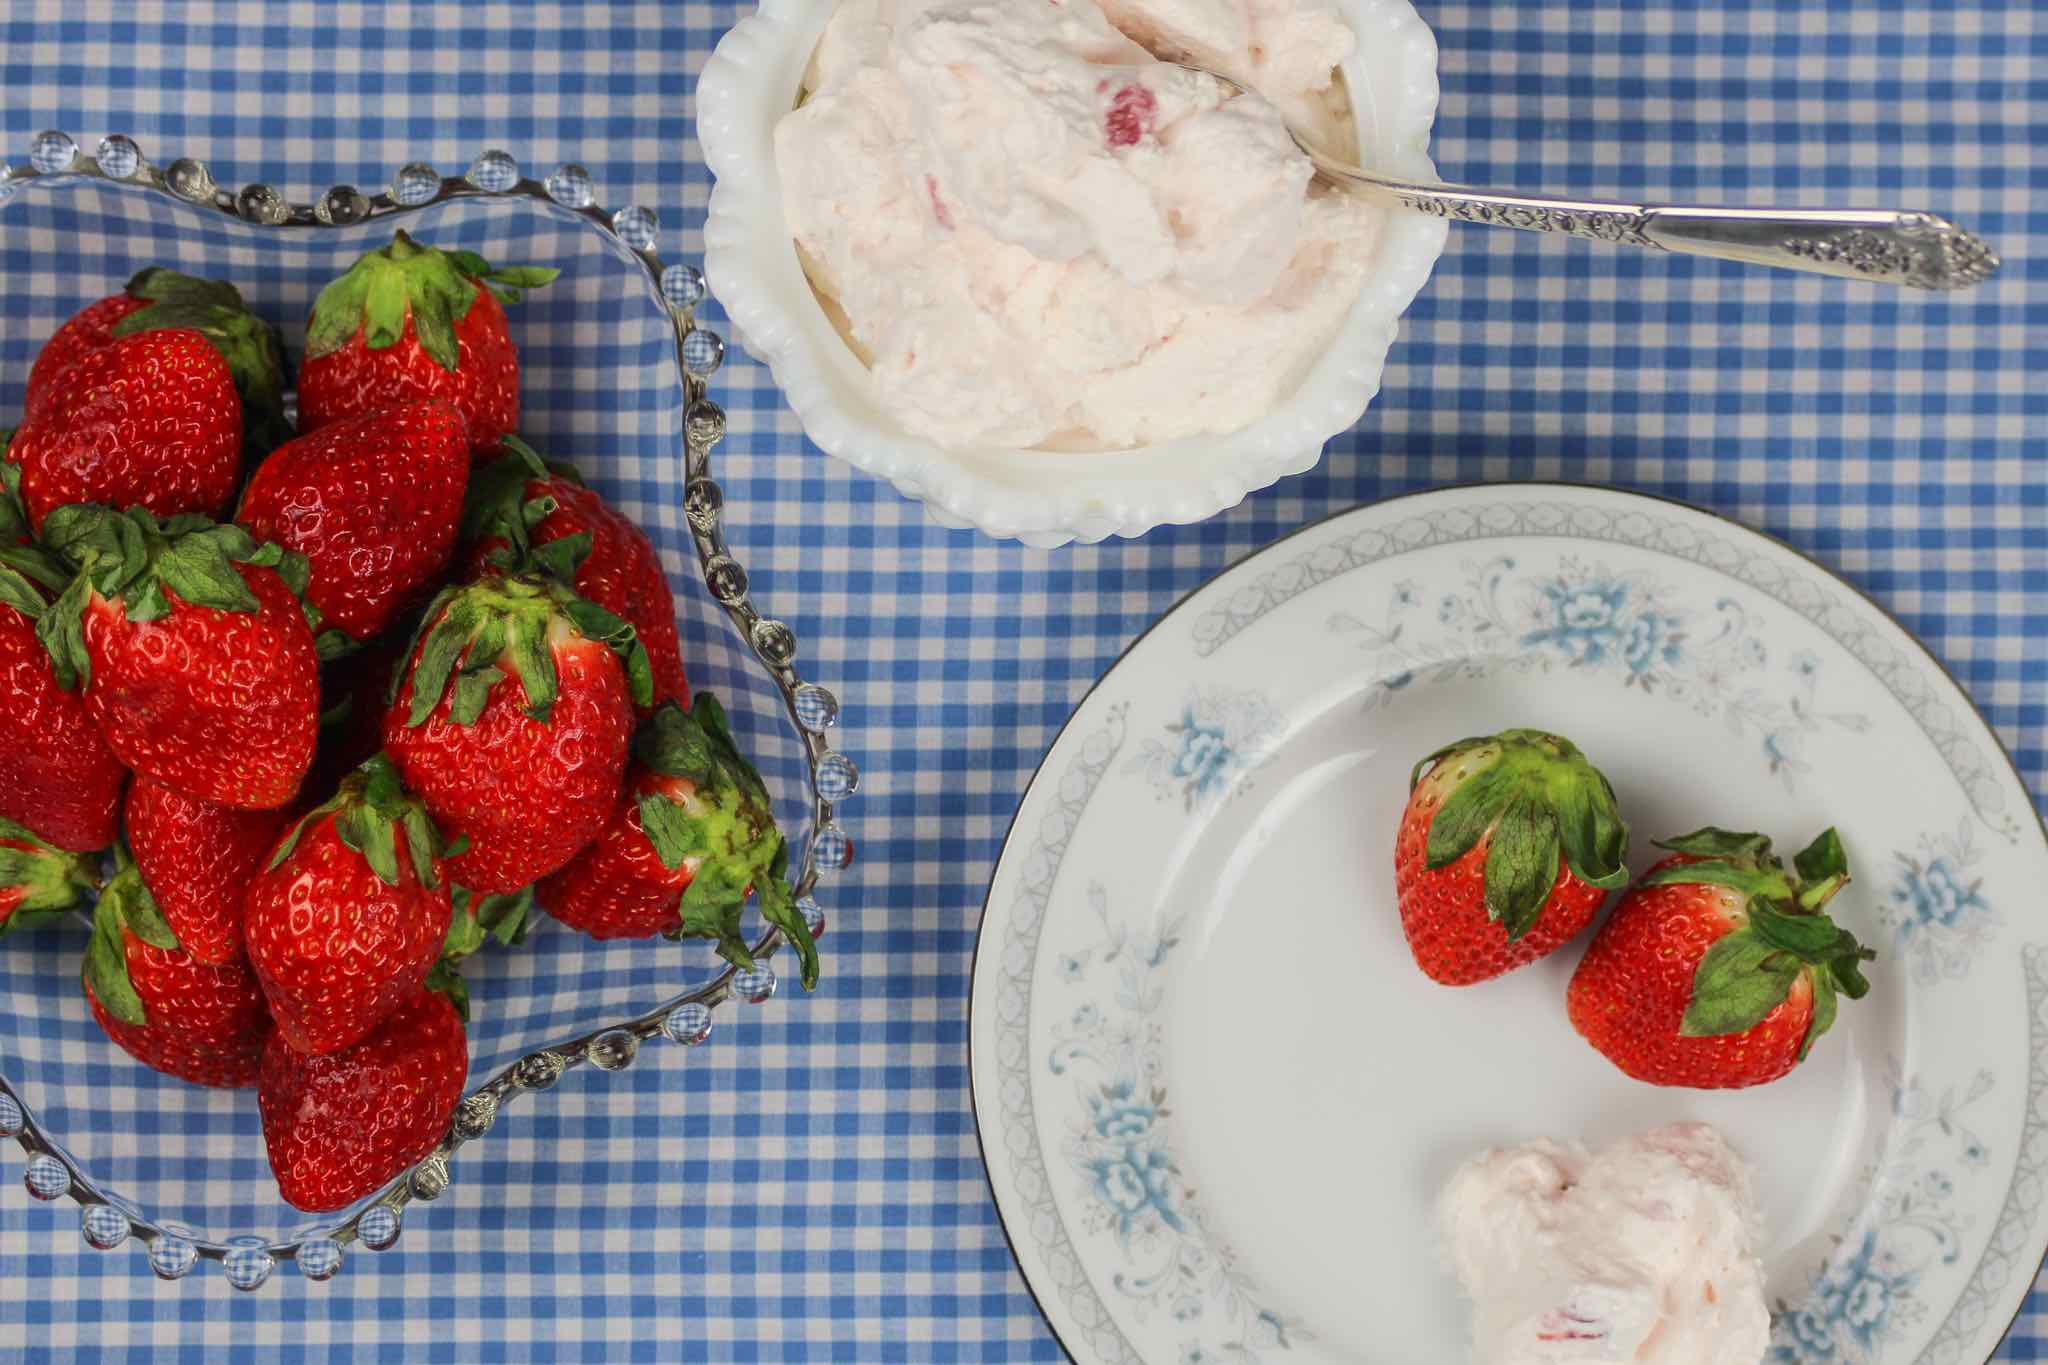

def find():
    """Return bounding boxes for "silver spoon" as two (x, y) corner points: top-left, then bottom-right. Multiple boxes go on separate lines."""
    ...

(1178, 63), (2000, 292)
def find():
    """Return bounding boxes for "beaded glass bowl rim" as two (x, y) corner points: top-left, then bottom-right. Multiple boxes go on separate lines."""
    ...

(0, 132), (858, 1289)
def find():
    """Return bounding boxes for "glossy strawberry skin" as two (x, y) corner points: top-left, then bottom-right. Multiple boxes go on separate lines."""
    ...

(1393, 765), (1608, 986)
(244, 812), (453, 1057)
(10, 330), (242, 533)
(24, 293), (149, 420)
(465, 475), (689, 712)
(298, 286), (519, 461)
(80, 563), (319, 810)
(237, 400), (471, 642)
(0, 599), (124, 851)
(538, 768), (698, 939)
(84, 931), (271, 1088)
(383, 634), (633, 895)
(125, 777), (283, 966)
(257, 988), (467, 1213)
(1567, 856), (1813, 1090)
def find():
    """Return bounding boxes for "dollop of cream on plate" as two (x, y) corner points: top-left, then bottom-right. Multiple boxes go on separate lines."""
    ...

(1439, 1122), (1771, 1365)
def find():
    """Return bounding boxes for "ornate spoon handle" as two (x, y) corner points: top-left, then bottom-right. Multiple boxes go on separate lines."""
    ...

(1314, 163), (2001, 292)
(1172, 63), (1999, 291)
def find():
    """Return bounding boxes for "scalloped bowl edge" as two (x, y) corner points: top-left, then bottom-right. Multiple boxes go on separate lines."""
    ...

(698, 0), (1450, 548)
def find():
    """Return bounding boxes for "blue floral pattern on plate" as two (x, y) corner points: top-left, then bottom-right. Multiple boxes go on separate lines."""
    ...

(1881, 820), (1999, 986)
(1124, 690), (1281, 812)
(1331, 556), (1871, 785)
(1049, 883), (1309, 1363)
(1770, 1062), (1996, 1363)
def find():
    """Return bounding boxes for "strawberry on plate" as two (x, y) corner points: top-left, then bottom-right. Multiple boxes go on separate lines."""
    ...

(35, 507), (320, 810)
(538, 695), (820, 989)
(244, 755), (455, 1056)
(463, 437), (690, 712)
(1568, 827), (1874, 1090)
(382, 571), (650, 894)
(237, 398), (472, 651)
(82, 854), (272, 1088)
(125, 776), (285, 966)
(296, 231), (557, 460)
(0, 816), (98, 938)
(0, 553), (124, 852)
(257, 985), (467, 1213)
(1395, 729), (1629, 985)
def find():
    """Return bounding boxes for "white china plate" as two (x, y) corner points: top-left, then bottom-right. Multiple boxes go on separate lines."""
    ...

(971, 485), (2048, 1365)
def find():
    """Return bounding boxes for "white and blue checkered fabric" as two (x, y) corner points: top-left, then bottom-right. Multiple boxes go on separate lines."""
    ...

(0, 2), (2041, 1360)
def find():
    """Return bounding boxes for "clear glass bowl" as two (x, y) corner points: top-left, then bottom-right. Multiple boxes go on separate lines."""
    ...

(0, 136), (856, 1287)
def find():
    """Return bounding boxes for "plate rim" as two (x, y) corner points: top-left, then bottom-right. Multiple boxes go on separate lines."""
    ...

(967, 480), (2048, 1365)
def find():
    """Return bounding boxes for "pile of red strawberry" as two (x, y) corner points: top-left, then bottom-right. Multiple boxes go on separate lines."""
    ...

(0, 231), (818, 1214)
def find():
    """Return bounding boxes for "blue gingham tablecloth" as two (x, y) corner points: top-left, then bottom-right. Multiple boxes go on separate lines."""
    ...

(1, 1), (2041, 1360)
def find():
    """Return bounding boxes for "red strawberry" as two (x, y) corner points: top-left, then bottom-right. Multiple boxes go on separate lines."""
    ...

(11, 271), (290, 532)
(540, 767), (698, 941)
(1568, 828), (1873, 1090)
(1395, 730), (1629, 985)
(382, 572), (650, 894)
(257, 986), (468, 1213)
(463, 437), (689, 712)
(0, 816), (98, 937)
(36, 507), (320, 810)
(237, 399), (471, 648)
(244, 755), (456, 1056)
(1104, 82), (1159, 148)
(24, 293), (148, 419)
(538, 696), (820, 988)
(0, 556), (124, 851)
(296, 232), (557, 461)
(10, 331), (241, 533)
(22, 269), (288, 446)
(125, 776), (284, 966)
(81, 856), (272, 1088)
